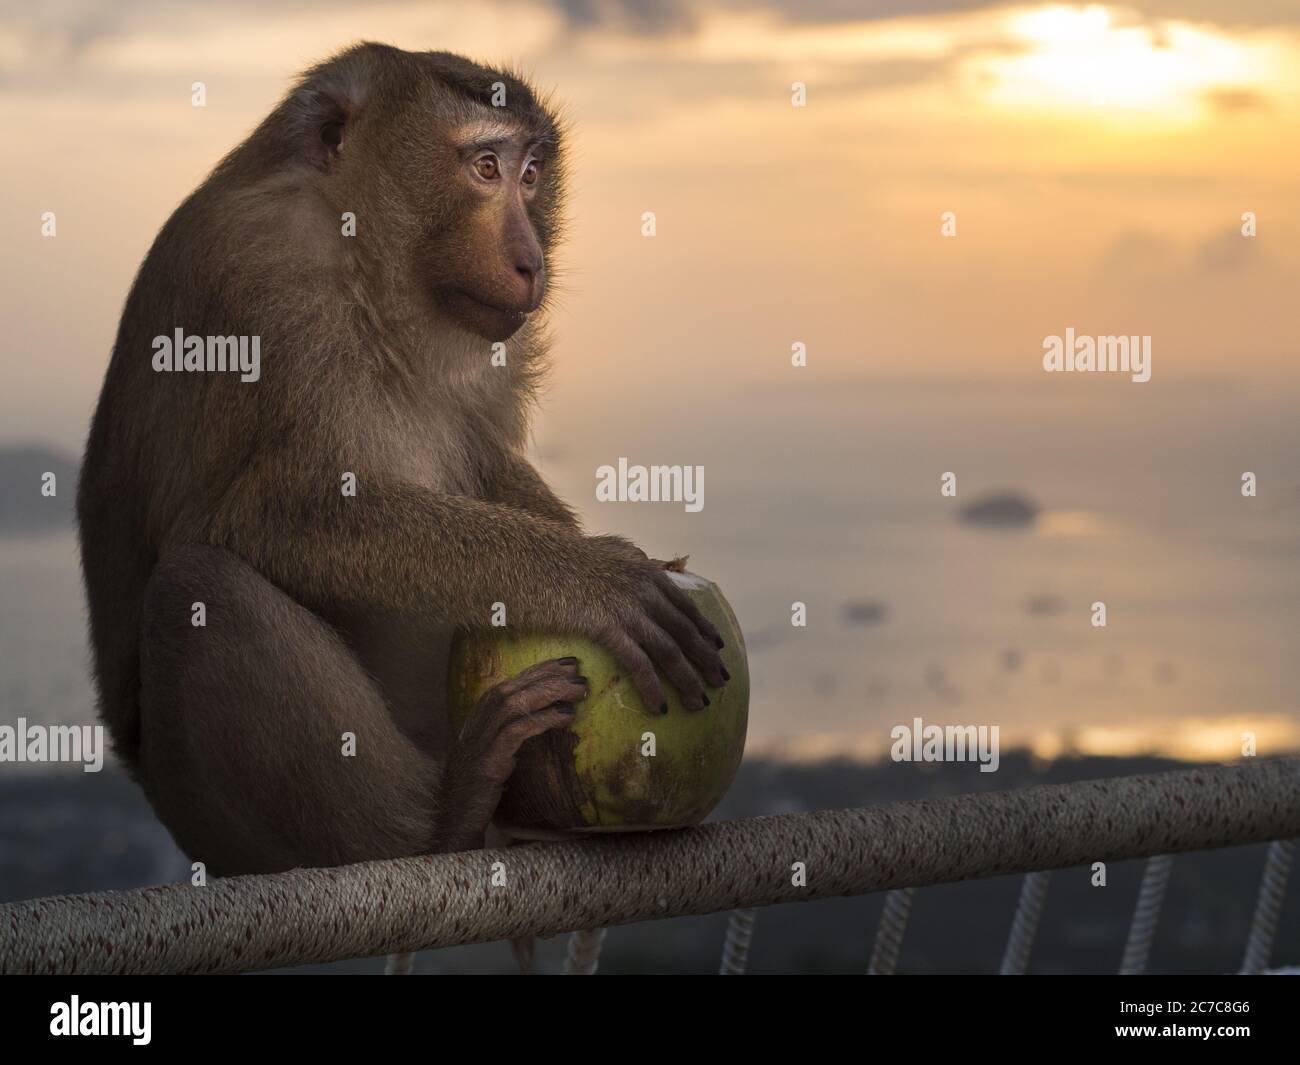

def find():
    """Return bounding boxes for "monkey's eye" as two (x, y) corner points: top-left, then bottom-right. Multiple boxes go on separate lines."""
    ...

(521, 160), (541, 186)
(474, 155), (500, 181)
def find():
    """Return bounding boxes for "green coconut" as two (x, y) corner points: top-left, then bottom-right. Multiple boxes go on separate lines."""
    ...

(448, 570), (749, 837)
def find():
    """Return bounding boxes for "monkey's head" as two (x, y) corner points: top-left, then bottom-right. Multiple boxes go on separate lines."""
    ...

(269, 44), (565, 343)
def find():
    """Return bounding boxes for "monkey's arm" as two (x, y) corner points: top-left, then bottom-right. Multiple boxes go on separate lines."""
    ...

(199, 466), (725, 711)
(486, 452), (581, 528)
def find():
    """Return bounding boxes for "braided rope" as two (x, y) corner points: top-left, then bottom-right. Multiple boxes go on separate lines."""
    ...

(4, 759), (1297, 975)
(1000, 871), (1050, 975)
(719, 908), (757, 975)
(867, 888), (914, 975)
(1119, 854), (1173, 975)
(1240, 838), (1296, 974)
(563, 928), (607, 975)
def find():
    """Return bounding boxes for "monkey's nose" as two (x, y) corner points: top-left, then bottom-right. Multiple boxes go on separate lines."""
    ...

(512, 254), (545, 308)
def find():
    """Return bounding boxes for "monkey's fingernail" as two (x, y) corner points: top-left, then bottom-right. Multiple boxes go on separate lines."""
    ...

(714, 636), (724, 649)
(701, 694), (711, 707)
(557, 656), (578, 665)
(659, 702), (669, 715)
(720, 666), (731, 682)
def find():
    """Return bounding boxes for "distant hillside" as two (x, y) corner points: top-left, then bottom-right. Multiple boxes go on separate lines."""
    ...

(0, 445), (78, 536)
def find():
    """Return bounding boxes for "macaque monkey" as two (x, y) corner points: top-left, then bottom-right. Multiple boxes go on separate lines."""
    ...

(77, 44), (726, 879)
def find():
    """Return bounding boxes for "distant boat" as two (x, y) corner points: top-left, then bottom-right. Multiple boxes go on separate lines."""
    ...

(842, 600), (888, 626)
(958, 491), (1038, 530)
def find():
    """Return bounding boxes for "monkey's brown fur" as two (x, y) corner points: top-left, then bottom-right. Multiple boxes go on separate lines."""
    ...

(77, 43), (724, 876)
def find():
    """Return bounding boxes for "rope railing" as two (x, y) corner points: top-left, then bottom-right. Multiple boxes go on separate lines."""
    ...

(562, 927), (607, 974)
(719, 908), (758, 975)
(3, 758), (1298, 975)
(1240, 839), (1295, 974)
(867, 888), (914, 975)
(999, 871), (1051, 975)
(1118, 854), (1174, 975)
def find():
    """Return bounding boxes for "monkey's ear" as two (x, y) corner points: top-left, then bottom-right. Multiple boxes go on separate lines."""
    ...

(298, 87), (352, 167)
(320, 115), (345, 155)
(288, 45), (381, 169)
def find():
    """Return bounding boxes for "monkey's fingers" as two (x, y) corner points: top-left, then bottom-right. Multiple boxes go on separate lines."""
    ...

(465, 665), (586, 753)
(647, 590), (728, 688)
(495, 704), (578, 751)
(491, 656), (583, 701)
(493, 675), (589, 721)
(469, 702), (579, 788)
(655, 573), (725, 651)
(599, 629), (669, 715)
(626, 610), (709, 711)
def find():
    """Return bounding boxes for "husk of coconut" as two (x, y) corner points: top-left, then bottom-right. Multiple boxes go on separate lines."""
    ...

(448, 569), (748, 837)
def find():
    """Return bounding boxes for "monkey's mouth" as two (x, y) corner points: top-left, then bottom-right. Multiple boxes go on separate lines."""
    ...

(442, 289), (532, 342)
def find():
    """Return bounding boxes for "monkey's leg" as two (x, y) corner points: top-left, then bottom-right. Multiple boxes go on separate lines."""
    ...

(137, 544), (445, 876)
(138, 545), (589, 877)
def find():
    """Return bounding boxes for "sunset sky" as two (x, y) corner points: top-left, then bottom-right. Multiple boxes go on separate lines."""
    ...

(4, 0), (1299, 447)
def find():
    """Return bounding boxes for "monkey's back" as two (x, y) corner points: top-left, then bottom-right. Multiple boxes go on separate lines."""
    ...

(77, 180), (262, 770)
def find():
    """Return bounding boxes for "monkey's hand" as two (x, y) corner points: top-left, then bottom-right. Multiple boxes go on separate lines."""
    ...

(562, 535), (728, 715)
(430, 658), (588, 853)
